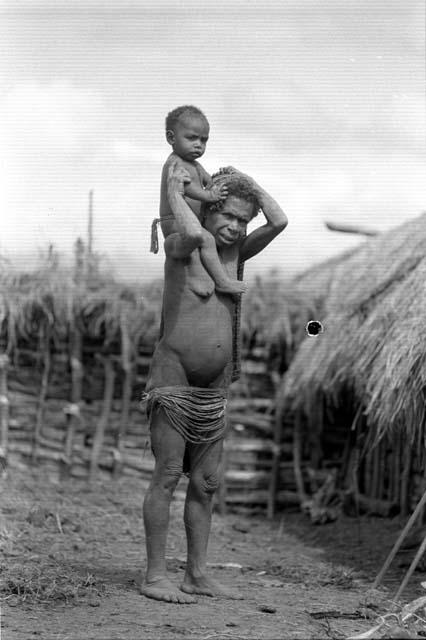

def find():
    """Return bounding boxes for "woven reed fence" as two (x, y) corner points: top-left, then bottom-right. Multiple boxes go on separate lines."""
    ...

(2, 322), (423, 519)
(0, 332), (307, 513)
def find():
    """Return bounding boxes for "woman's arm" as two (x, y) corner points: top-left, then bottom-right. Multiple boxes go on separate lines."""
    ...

(238, 174), (288, 263)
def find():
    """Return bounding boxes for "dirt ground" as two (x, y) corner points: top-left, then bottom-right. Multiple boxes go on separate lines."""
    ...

(1, 462), (426, 640)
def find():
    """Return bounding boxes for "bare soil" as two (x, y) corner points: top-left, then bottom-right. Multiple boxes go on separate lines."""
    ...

(1, 462), (425, 640)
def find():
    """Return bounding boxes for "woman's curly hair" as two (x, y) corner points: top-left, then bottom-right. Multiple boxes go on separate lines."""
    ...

(204, 167), (260, 217)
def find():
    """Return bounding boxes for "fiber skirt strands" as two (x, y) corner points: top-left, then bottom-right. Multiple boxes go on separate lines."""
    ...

(142, 386), (228, 444)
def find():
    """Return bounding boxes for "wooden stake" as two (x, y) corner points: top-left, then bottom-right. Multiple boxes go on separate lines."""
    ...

(401, 441), (412, 515)
(113, 315), (134, 478)
(32, 326), (51, 463)
(267, 389), (285, 519)
(394, 530), (426, 603)
(88, 190), (93, 257)
(113, 364), (134, 478)
(90, 356), (115, 480)
(0, 354), (10, 474)
(86, 189), (94, 282)
(293, 409), (307, 504)
(371, 442), (380, 499)
(364, 448), (373, 496)
(373, 486), (426, 588)
(393, 434), (401, 506)
(62, 328), (83, 476)
(217, 444), (228, 515)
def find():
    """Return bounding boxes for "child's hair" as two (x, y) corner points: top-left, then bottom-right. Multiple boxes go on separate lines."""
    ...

(165, 105), (208, 132)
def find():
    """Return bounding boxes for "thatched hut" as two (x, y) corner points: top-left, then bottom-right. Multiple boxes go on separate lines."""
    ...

(274, 212), (426, 518)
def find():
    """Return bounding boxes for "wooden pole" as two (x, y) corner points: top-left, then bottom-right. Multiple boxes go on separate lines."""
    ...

(293, 409), (307, 504)
(217, 440), (228, 515)
(90, 356), (115, 480)
(267, 389), (285, 519)
(62, 328), (83, 476)
(32, 326), (51, 463)
(400, 441), (412, 515)
(324, 220), (379, 237)
(88, 190), (93, 256)
(86, 190), (94, 282)
(113, 314), (133, 478)
(0, 354), (10, 475)
(394, 530), (426, 603)
(371, 442), (380, 499)
(373, 486), (426, 588)
(113, 364), (134, 478)
(393, 434), (401, 506)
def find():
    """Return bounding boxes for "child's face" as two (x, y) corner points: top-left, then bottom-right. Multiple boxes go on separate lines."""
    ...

(167, 115), (210, 161)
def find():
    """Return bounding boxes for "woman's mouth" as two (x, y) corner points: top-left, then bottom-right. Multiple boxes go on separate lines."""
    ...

(219, 231), (236, 243)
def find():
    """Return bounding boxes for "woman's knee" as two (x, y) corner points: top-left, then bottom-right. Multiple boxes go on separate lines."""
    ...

(152, 462), (182, 495)
(189, 471), (220, 500)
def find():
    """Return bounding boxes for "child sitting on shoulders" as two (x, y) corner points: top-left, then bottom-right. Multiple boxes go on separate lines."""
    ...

(156, 105), (246, 296)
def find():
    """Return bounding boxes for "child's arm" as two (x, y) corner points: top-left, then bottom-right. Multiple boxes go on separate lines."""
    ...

(185, 162), (228, 203)
(167, 154), (227, 203)
(185, 180), (228, 203)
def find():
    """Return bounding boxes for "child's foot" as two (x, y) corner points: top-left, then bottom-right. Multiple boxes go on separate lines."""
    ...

(216, 279), (247, 295)
(141, 577), (197, 604)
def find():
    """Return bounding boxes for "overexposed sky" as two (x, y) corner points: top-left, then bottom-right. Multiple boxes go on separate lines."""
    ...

(1, 0), (425, 282)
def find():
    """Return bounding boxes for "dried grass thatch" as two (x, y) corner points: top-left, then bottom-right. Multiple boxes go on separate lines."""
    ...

(0, 248), (163, 354)
(279, 212), (426, 450)
(240, 269), (333, 372)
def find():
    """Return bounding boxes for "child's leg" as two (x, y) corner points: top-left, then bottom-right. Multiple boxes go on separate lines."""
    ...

(199, 230), (246, 295)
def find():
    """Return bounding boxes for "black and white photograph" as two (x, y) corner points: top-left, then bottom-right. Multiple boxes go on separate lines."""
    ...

(1, 1), (425, 638)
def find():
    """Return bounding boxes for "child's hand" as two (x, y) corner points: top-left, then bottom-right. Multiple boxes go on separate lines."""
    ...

(205, 182), (228, 202)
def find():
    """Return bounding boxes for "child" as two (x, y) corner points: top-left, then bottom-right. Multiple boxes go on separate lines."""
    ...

(157, 105), (246, 296)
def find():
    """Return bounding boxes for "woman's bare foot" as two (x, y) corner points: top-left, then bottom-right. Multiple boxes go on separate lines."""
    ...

(215, 279), (247, 295)
(180, 574), (243, 599)
(141, 577), (197, 604)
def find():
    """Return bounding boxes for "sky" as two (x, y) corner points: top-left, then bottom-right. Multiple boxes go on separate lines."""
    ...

(1, 0), (425, 283)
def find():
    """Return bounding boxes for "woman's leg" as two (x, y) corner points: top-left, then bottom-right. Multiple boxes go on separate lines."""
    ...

(180, 438), (243, 599)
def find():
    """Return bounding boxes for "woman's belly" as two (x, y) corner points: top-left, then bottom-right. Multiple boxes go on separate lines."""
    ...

(163, 294), (234, 385)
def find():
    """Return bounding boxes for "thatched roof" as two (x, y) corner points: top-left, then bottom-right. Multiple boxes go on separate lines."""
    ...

(239, 255), (364, 371)
(279, 212), (426, 447)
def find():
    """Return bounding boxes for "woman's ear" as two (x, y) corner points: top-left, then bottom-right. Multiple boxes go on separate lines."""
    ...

(166, 129), (175, 145)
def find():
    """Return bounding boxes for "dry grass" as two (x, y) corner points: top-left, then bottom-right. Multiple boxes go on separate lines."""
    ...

(0, 246), (163, 355)
(0, 465), (146, 606)
(1, 564), (104, 604)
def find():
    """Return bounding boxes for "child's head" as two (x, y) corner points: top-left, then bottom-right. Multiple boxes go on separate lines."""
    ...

(165, 105), (210, 162)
